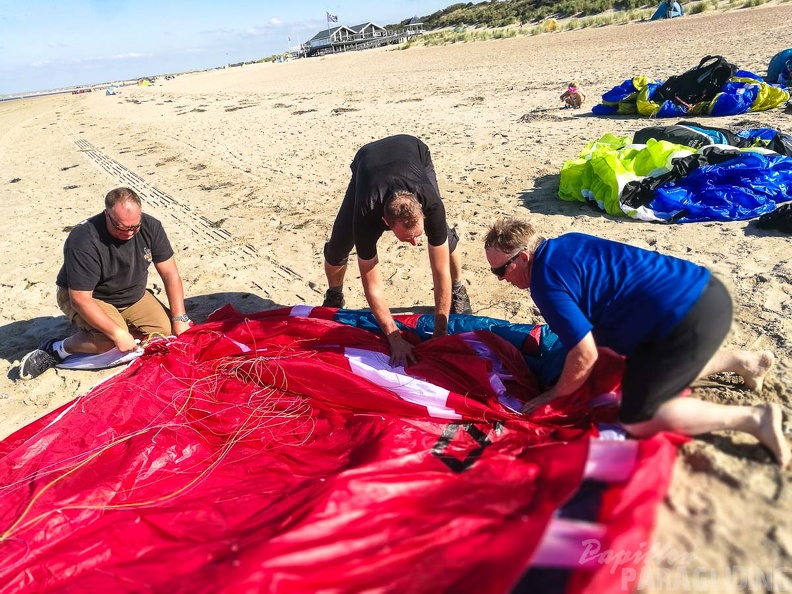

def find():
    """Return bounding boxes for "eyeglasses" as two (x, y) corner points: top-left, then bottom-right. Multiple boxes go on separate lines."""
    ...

(106, 210), (142, 232)
(490, 249), (524, 278)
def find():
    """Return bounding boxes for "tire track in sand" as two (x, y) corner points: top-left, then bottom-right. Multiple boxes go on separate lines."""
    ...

(61, 123), (306, 290)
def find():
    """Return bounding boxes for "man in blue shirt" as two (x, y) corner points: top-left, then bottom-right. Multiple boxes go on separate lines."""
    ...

(484, 217), (789, 467)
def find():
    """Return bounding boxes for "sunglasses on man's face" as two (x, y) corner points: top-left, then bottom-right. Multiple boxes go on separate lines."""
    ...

(106, 210), (142, 232)
(490, 250), (523, 278)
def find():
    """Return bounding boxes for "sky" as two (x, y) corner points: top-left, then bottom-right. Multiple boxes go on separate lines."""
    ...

(0, 0), (454, 96)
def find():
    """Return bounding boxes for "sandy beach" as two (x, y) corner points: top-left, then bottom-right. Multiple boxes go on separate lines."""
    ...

(2, 4), (792, 591)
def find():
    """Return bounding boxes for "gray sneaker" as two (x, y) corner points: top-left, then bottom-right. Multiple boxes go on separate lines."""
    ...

(451, 285), (472, 315)
(19, 338), (62, 380)
(322, 290), (345, 308)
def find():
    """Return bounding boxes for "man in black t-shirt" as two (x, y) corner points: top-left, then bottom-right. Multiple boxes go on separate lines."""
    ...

(323, 135), (472, 366)
(19, 187), (191, 380)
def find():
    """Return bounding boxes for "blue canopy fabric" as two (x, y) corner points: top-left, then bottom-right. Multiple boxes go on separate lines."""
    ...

(767, 48), (792, 84)
(651, 1), (684, 20)
(593, 68), (789, 118)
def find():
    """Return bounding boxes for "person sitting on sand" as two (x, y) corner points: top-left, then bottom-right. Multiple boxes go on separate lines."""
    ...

(779, 59), (792, 87)
(19, 187), (191, 380)
(560, 81), (586, 109)
(484, 218), (789, 467)
(322, 134), (472, 367)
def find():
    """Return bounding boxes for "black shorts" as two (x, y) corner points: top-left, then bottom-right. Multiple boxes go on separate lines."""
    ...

(619, 275), (732, 424)
(324, 215), (459, 267)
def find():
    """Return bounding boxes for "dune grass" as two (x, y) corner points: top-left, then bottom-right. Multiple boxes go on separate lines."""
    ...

(395, 0), (784, 48)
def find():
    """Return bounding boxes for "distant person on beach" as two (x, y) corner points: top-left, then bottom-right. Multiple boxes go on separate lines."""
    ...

(323, 134), (472, 367)
(19, 187), (191, 380)
(484, 218), (789, 467)
(779, 59), (792, 87)
(766, 49), (792, 85)
(560, 81), (586, 109)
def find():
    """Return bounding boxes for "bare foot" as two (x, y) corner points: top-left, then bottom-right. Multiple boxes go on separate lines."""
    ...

(754, 403), (791, 468)
(740, 351), (775, 391)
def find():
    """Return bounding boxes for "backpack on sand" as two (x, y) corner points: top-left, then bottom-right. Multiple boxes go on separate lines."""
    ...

(654, 55), (738, 107)
(756, 203), (792, 234)
(633, 124), (716, 149)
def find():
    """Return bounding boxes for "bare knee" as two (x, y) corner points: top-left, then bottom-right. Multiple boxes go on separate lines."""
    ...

(621, 418), (660, 438)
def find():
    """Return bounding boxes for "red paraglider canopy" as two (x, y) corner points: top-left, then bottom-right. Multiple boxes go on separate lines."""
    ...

(0, 306), (680, 593)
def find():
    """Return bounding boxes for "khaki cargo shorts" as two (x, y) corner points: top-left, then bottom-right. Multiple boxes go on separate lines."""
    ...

(56, 286), (171, 338)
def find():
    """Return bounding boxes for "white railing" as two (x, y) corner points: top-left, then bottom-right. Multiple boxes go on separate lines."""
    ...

(307, 27), (422, 55)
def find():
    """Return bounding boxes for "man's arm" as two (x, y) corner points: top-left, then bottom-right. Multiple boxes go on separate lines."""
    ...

(358, 255), (416, 366)
(69, 289), (138, 352)
(521, 331), (598, 413)
(154, 256), (190, 336)
(426, 240), (451, 337)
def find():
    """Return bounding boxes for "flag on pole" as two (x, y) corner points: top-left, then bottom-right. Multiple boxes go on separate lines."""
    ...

(326, 12), (338, 22)
(288, 37), (291, 41)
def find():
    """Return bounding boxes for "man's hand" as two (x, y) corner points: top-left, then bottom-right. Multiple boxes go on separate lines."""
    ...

(520, 390), (559, 415)
(432, 315), (448, 339)
(521, 334), (599, 415)
(358, 256), (411, 365)
(155, 256), (188, 337)
(111, 328), (139, 353)
(387, 331), (417, 367)
(427, 241), (452, 334)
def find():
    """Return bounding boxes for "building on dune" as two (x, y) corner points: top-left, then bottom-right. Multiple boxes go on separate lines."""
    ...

(306, 19), (423, 57)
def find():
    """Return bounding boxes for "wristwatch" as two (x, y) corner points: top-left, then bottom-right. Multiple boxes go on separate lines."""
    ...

(171, 314), (191, 323)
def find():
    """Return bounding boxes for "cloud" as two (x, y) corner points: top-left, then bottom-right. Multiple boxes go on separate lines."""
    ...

(199, 27), (235, 36)
(31, 53), (151, 69)
(241, 27), (270, 37)
(201, 16), (286, 39)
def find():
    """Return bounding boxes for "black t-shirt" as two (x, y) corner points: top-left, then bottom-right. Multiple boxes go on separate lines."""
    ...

(352, 134), (448, 260)
(56, 212), (174, 308)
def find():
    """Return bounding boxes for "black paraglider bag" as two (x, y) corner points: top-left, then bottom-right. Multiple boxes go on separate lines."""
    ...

(654, 55), (738, 107)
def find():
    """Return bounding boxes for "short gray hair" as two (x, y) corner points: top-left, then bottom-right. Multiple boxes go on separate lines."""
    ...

(484, 217), (544, 254)
(105, 187), (142, 210)
(383, 190), (424, 229)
